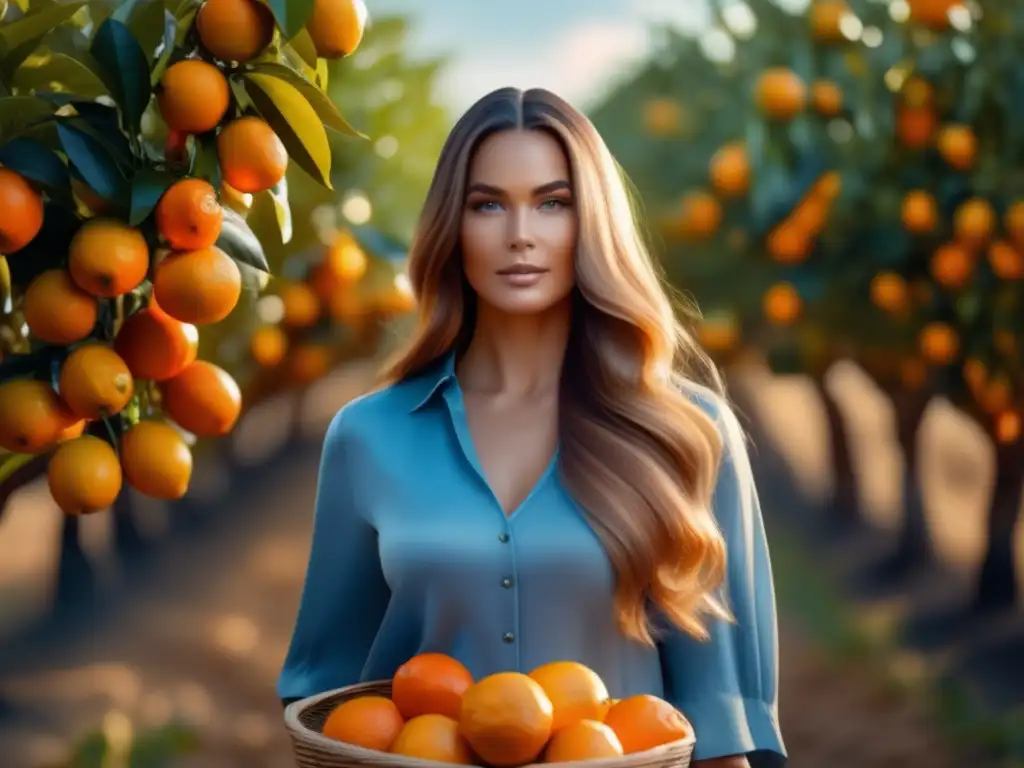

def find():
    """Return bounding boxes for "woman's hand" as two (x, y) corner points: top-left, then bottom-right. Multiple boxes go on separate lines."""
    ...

(693, 757), (750, 768)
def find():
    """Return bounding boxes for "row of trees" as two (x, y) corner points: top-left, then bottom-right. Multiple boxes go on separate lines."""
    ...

(591, 0), (1023, 613)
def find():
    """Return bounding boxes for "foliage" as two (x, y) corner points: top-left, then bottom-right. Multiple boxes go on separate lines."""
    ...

(0, 0), (378, 511)
(592, 0), (1024, 440)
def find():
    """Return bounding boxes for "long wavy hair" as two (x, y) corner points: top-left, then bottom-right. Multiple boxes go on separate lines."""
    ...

(380, 87), (742, 645)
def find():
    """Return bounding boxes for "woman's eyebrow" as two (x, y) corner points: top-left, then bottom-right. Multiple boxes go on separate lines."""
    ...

(466, 180), (572, 196)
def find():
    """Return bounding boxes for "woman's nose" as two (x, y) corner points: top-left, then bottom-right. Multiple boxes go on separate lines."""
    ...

(508, 207), (535, 251)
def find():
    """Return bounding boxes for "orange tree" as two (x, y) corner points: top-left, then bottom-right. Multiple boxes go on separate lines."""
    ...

(0, 0), (374, 521)
(591, 0), (1024, 610)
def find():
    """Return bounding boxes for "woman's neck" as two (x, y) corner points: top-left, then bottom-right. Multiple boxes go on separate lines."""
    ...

(457, 299), (571, 397)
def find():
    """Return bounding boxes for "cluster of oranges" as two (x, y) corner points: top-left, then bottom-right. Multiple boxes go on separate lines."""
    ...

(320, 653), (691, 766)
(249, 229), (417, 391)
(0, 170), (245, 514)
(0, 0), (374, 513)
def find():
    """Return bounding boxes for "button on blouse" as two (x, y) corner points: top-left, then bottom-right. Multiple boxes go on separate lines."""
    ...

(278, 353), (786, 764)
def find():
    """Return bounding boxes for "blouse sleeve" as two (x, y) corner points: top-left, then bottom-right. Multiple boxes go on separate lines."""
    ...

(277, 406), (391, 701)
(658, 399), (786, 765)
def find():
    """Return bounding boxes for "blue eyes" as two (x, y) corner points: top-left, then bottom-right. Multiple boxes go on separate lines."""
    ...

(470, 199), (570, 213)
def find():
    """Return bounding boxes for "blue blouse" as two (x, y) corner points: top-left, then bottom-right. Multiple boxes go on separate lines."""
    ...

(279, 353), (786, 764)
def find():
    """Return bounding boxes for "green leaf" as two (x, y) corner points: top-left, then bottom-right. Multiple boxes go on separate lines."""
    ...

(243, 72), (332, 187)
(288, 28), (318, 69)
(56, 120), (125, 200)
(46, 101), (135, 171)
(217, 207), (269, 272)
(189, 130), (221, 189)
(264, 0), (314, 40)
(268, 176), (292, 244)
(0, 452), (35, 486)
(125, 2), (171, 62)
(6, 199), (80, 288)
(129, 166), (175, 226)
(11, 51), (108, 98)
(0, 1), (86, 53)
(0, 95), (55, 142)
(90, 18), (151, 137)
(0, 136), (70, 197)
(249, 62), (365, 138)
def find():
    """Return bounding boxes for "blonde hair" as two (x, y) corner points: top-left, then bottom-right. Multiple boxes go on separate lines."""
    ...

(381, 87), (734, 644)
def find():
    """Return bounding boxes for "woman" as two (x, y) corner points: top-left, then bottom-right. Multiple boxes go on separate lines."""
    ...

(279, 87), (786, 768)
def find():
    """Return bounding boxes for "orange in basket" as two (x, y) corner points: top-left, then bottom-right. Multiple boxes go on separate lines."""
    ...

(391, 713), (475, 764)
(603, 694), (692, 754)
(528, 660), (612, 733)
(392, 652), (474, 720)
(543, 719), (624, 762)
(321, 695), (404, 752)
(459, 671), (554, 767)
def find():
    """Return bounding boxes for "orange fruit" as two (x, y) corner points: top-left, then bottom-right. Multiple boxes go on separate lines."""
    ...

(307, 0), (368, 59)
(152, 246), (242, 325)
(156, 178), (224, 251)
(157, 59), (231, 135)
(869, 271), (909, 314)
(120, 420), (193, 499)
(937, 124), (976, 170)
(930, 243), (973, 290)
(0, 379), (69, 453)
(811, 80), (843, 116)
(642, 98), (682, 136)
(755, 68), (806, 120)
(196, 0), (275, 62)
(115, 305), (199, 382)
(763, 282), (802, 325)
(0, 168), (44, 253)
(902, 190), (937, 233)
(47, 435), (122, 515)
(217, 117), (288, 194)
(391, 714), (474, 764)
(23, 269), (98, 344)
(810, 0), (849, 41)
(953, 197), (994, 244)
(674, 191), (721, 240)
(392, 653), (474, 721)
(325, 234), (370, 282)
(543, 719), (624, 762)
(161, 361), (242, 437)
(59, 344), (134, 420)
(280, 281), (321, 328)
(459, 672), (554, 767)
(919, 321), (959, 366)
(988, 241), (1024, 280)
(321, 696), (404, 751)
(284, 343), (332, 385)
(528, 661), (611, 733)
(709, 143), (749, 198)
(602, 695), (691, 755)
(68, 219), (150, 298)
(250, 325), (288, 367)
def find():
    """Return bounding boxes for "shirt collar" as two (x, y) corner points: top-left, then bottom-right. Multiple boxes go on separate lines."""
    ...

(409, 351), (457, 412)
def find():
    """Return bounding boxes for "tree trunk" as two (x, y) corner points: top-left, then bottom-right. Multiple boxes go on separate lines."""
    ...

(891, 389), (932, 570)
(817, 379), (862, 528)
(974, 440), (1024, 613)
(54, 515), (95, 610)
(112, 491), (147, 564)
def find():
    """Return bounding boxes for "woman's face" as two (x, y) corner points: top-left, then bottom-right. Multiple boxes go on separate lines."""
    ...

(461, 129), (577, 316)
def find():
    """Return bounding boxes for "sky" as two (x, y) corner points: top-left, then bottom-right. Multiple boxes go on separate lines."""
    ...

(367, 0), (714, 114)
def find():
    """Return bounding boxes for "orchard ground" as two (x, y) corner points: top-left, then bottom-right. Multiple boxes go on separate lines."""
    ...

(0, 359), (1017, 767)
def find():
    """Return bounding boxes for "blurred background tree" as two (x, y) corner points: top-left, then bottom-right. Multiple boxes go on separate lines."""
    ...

(590, 0), (1022, 614)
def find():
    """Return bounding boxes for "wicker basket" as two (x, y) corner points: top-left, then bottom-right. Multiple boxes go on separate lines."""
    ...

(284, 681), (695, 768)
